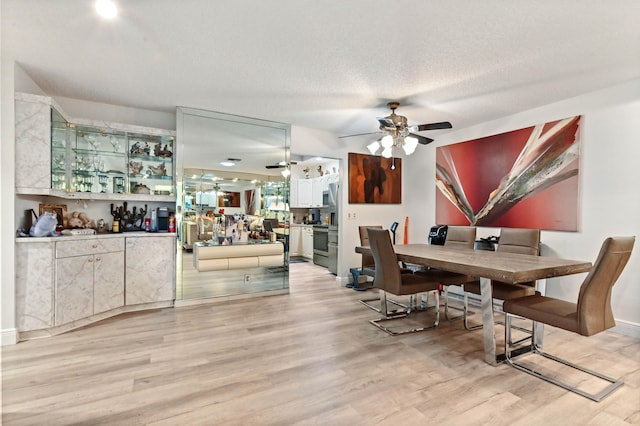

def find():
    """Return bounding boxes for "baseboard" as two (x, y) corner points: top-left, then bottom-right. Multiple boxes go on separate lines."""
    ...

(175, 289), (289, 307)
(337, 274), (351, 286)
(611, 320), (640, 339)
(1, 328), (18, 346)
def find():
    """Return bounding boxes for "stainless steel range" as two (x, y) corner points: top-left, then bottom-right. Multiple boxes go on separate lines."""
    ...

(313, 225), (329, 267)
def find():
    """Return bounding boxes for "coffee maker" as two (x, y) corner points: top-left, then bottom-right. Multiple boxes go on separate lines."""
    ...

(309, 208), (320, 224)
(157, 207), (170, 232)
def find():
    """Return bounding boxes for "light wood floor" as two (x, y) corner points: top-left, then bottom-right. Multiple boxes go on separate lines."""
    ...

(2, 262), (639, 425)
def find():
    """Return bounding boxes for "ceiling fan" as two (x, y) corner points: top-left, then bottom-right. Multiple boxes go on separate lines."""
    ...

(265, 160), (297, 169)
(340, 102), (452, 157)
(265, 160), (298, 178)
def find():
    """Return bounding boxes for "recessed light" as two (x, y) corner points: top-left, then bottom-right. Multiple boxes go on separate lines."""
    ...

(220, 161), (235, 167)
(95, 0), (117, 19)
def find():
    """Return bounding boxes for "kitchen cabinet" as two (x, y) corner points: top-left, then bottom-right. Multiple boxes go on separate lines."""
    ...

(127, 131), (174, 195)
(54, 237), (124, 326)
(93, 251), (126, 313)
(289, 226), (302, 256)
(125, 236), (175, 305)
(15, 94), (52, 192)
(15, 92), (175, 202)
(290, 179), (299, 208)
(55, 255), (95, 325)
(311, 177), (323, 207)
(15, 233), (175, 340)
(302, 226), (314, 259)
(297, 179), (312, 207)
(15, 242), (55, 332)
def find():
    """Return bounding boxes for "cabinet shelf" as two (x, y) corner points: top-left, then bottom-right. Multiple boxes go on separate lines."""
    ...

(73, 148), (126, 158)
(16, 186), (175, 202)
(73, 169), (126, 177)
(129, 173), (172, 180)
(128, 153), (173, 163)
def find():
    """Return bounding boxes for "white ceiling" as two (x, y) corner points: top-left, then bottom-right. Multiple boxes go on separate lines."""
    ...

(3, 1), (640, 149)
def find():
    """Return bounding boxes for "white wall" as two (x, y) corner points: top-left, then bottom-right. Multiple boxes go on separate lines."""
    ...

(1, 57), (18, 344)
(55, 96), (175, 131)
(405, 79), (640, 336)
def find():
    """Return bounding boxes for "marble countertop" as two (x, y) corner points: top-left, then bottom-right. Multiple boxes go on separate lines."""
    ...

(16, 232), (177, 243)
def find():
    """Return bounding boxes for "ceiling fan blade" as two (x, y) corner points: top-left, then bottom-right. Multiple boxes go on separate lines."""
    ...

(338, 131), (383, 139)
(265, 160), (297, 169)
(415, 121), (453, 131)
(377, 117), (395, 129)
(410, 133), (434, 145)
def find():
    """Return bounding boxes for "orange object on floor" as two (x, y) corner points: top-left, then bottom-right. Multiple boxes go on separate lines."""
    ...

(404, 216), (409, 244)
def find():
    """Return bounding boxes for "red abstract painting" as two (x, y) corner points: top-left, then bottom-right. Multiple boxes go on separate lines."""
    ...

(435, 116), (581, 231)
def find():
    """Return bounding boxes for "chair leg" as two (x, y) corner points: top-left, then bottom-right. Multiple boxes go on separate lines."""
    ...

(504, 313), (624, 402)
(443, 286), (464, 321)
(462, 293), (532, 337)
(360, 294), (407, 315)
(369, 290), (440, 336)
(379, 290), (389, 317)
(463, 290), (482, 330)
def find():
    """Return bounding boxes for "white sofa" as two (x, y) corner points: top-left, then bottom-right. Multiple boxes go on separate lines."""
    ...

(193, 242), (284, 272)
(181, 217), (217, 250)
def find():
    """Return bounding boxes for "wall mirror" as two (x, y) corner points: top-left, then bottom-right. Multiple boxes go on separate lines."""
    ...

(176, 107), (291, 301)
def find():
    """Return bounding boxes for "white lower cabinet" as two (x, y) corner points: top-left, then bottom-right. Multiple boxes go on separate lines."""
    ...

(94, 251), (126, 313)
(302, 226), (314, 259)
(289, 226), (301, 256)
(55, 255), (95, 325)
(125, 236), (175, 305)
(15, 242), (55, 332)
(54, 237), (124, 326)
(16, 233), (174, 337)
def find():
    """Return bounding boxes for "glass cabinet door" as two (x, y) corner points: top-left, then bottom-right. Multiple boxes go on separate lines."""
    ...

(128, 133), (174, 195)
(51, 108), (70, 191)
(73, 125), (127, 194)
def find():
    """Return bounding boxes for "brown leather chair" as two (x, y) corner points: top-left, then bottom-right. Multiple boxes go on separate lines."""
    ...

(503, 236), (635, 401)
(367, 228), (456, 335)
(359, 226), (412, 312)
(353, 225), (382, 289)
(462, 228), (540, 330)
(444, 226), (476, 249)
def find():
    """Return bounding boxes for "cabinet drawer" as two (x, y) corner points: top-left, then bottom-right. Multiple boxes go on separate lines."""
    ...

(56, 237), (124, 258)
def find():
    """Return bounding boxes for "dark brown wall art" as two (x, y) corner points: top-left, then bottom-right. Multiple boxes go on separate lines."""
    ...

(348, 153), (401, 204)
(218, 191), (240, 207)
(435, 116), (581, 231)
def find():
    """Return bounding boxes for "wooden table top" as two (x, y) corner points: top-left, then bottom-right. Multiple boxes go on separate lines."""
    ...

(356, 244), (592, 284)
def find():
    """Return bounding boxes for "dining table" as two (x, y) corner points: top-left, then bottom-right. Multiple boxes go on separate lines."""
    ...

(355, 243), (592, 365)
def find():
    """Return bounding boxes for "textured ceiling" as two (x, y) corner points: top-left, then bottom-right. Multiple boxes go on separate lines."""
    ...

(3, 0), (640, 144)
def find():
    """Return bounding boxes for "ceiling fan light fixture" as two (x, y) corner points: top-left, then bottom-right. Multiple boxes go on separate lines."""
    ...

(403, 136), (418, 155)
(219, 161), (235, 167)
(367, 141), (380, 155)
(380, 135), (394, 149)
(281, 168), (291, 178)
(381, 147), (393, 158)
